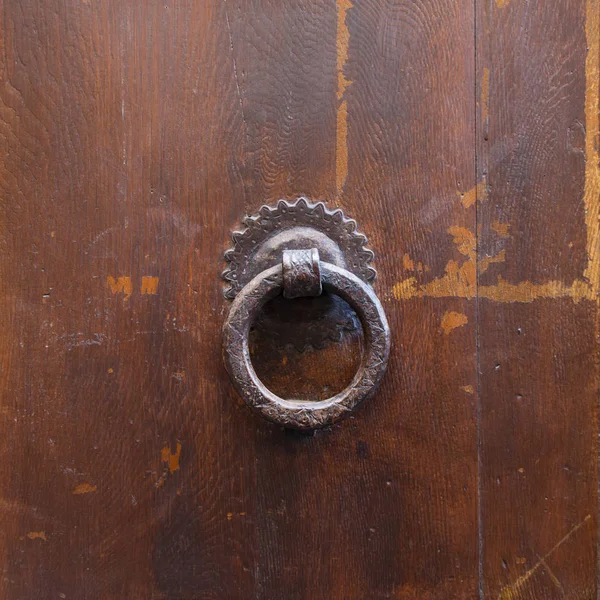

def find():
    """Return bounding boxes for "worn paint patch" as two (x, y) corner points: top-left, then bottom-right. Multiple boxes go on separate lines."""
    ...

(336, 0), (352, 196)
(479, 249), (506, 275)
(394, 226), (476, 299)
(461, 385), (474, 394)
(584, 0), (600, 295)
(441, 311), (468, 334)
(73, 483), (97, 495)
(491, 220), (511, 238)
(461, 181), (487, 209)
(403, 253), (428, 272)
(495, 0), (510, 8)
(26, 531), (47, 541)
(141, 276), (159, 295)
(161, 442), (182, 474)
(497, 514), (591, 599)
(106, 276), (132, 299)
(392, 220), (595, 303)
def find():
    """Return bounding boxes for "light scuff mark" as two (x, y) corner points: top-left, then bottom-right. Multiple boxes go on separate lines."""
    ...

(497, 515), (591, 599)
(73, 483), (97, 495)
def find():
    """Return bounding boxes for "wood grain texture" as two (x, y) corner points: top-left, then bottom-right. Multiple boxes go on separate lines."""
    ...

(476, 1), (599, 598)
(0, 0), (597, 598)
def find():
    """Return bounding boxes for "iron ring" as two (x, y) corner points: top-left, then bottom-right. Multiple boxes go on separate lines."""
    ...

(222, 261), (391, 430)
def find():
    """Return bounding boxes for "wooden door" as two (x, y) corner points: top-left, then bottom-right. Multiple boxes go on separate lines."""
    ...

(1, 0), (598, 598)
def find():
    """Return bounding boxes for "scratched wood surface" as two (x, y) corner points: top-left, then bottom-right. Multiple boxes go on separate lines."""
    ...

(0, 0), (598, 599)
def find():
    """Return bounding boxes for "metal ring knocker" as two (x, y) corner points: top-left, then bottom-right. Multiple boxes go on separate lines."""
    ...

(223, 247), (391, 430)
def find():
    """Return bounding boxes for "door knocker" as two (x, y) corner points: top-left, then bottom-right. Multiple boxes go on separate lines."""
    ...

(222, 198), (390, 430)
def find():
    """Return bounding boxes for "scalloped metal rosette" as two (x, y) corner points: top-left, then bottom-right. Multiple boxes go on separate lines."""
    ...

(223, 198), (376, 300)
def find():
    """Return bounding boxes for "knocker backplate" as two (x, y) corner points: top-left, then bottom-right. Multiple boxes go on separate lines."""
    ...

(222, 198), (377, 351)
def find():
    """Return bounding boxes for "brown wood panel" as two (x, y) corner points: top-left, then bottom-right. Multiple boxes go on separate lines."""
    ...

(0, 0), (479, 598)
(335, 1), (479, 597)
(1, 0), (597, 598)
(229, 1), (478, 598)
(0, 1), (256, 597)
(476, 0), (599, 598)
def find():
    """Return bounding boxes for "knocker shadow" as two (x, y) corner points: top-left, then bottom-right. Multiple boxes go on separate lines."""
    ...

(249, 291), (364, 403)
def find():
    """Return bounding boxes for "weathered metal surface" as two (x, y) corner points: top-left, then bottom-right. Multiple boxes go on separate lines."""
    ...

(222, 198), (376, 299)
(282, 248), (322, 299)
(223, 259), (391, 429)
(223, 198), (376, 352)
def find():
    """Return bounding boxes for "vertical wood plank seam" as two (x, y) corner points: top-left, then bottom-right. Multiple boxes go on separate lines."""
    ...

(474, 1), (483, 597)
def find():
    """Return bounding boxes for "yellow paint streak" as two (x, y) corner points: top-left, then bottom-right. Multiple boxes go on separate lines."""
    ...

(461, 181), (487, 209)
(441, 311), (468, 334)
(106, 276), (132, 299)
(461, 385), (474, 394)
(480, 278), (594, 303)
(336, 101), (349, 195)
(497, 514), (591, 599)
(141, 276), (159, 295)
(161, 442), (182, 474)
(395, 276), (594, 303)
(495, 0), (510, 8)
(73, 483), (97, 495)
(336, 0), (352, 100)
(336, 0), (352, 196)
(26, 531), (47, 541)
(481, 67), (490, 123)
(584, 0), (600, 295)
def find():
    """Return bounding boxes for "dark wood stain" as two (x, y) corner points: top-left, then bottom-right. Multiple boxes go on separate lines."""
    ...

(0, 0), (596, 598)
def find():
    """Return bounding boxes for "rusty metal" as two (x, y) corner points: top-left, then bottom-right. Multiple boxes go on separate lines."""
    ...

(222, 198), (376, 300)
(282, 248), (322, 299)
(223, 198), (375, 352)
(222, 199), (390, 430)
